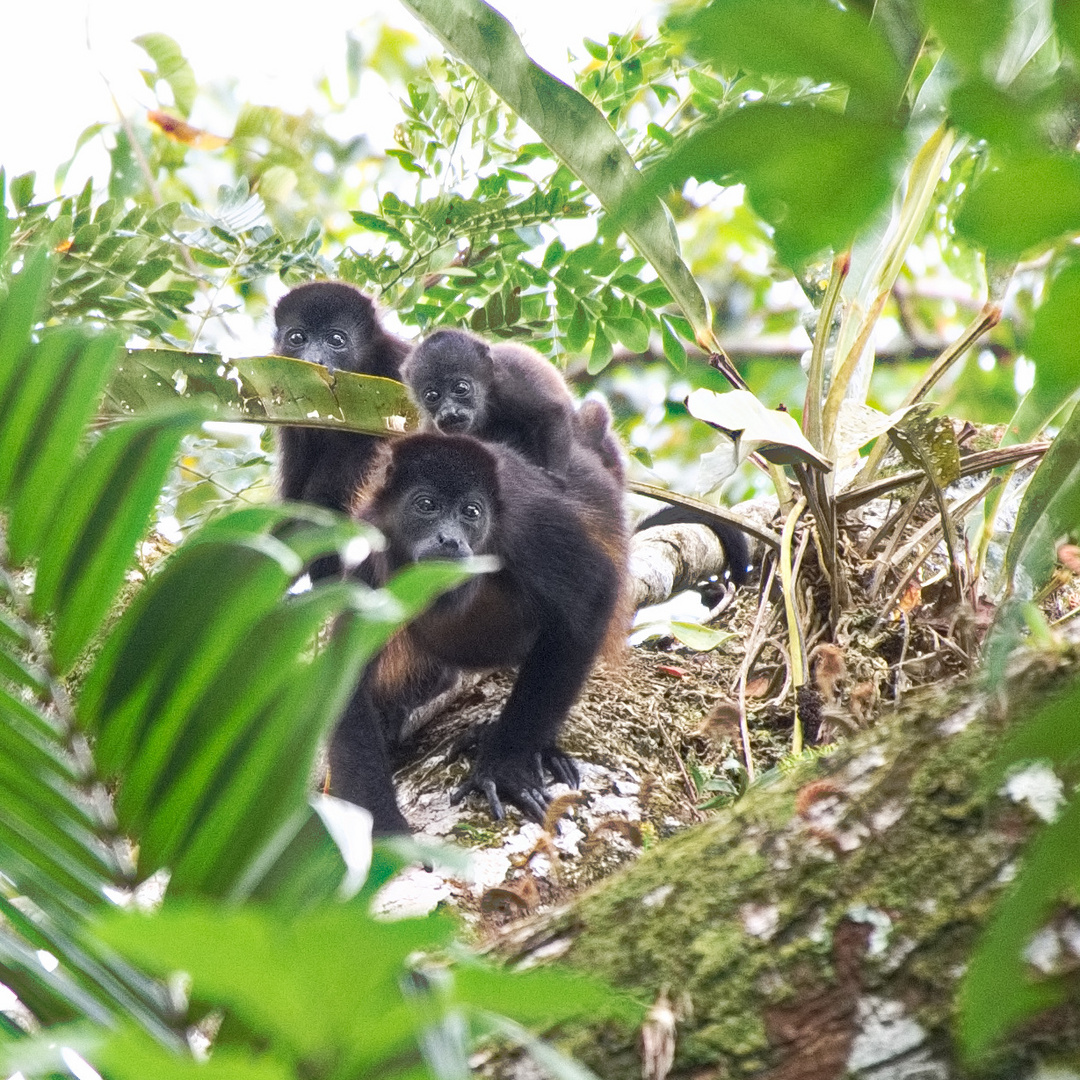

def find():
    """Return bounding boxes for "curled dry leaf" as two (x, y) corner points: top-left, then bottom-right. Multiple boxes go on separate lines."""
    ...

(148, 110), (228, 149)
(811, 643), (847, 703)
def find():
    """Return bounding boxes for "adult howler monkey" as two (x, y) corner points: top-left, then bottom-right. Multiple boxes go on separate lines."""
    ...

(273, 281), (409, 510)
(402, 328), (580, 481)
(328, 432), (627, 834)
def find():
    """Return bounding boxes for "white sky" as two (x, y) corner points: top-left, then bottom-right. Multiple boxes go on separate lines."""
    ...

(0, 0), (660, 193)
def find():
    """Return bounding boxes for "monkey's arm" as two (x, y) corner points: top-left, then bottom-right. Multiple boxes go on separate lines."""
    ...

(328, 680), (411, 836)
(451, 625), (594, 821)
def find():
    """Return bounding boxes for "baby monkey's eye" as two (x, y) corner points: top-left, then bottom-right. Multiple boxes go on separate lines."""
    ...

(462, 502), (483, 521)
(287, 329), (306, 347)
(451, 380), (471, 396)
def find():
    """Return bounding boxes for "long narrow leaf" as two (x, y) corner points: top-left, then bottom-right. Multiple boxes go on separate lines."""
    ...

(6, 332), (121, 563)
(1005, 397), (1080, 591)
(0, 248), (50, 404)
(80, 538), (300, 782)
(32, 411), (204, 672)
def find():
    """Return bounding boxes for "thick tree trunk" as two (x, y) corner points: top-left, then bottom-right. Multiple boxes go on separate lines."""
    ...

(492, 646), (1080, 1080)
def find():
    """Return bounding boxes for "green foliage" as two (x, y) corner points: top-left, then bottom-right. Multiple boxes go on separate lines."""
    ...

(400, 0), (715, 349)
(0, 254), (629, 1078)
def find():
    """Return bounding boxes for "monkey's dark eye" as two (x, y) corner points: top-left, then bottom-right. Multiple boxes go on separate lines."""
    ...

(423, 388), (440, 404)
(451, 380), (471, 397)
(287, 329), (306, 347)
(327, 331), (347, 349)
(462, 502), (483, 521)
(412, 495), (438, 514)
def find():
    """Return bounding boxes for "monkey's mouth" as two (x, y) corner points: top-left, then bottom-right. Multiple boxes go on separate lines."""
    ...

(436, 414), (470, 432)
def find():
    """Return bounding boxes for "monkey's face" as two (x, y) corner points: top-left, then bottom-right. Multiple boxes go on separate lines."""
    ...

(274, 320), (358, 373)
(389, 483), (492, 565)
(419, 375), (487, 435)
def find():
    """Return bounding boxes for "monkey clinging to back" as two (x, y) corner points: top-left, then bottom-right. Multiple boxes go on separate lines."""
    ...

(402, 327), (583, 481)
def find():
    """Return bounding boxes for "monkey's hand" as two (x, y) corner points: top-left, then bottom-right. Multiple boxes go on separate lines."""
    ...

(540, 747), (580, 788)
(451, 747), (551, 823)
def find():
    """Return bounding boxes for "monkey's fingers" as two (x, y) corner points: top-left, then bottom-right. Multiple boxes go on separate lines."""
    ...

(510, 785), (550, 823)
(450, 776), (506, 821)
(541, 749), (580, 788)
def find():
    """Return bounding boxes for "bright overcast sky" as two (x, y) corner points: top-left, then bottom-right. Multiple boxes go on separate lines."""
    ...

(1, 0), (660, 194)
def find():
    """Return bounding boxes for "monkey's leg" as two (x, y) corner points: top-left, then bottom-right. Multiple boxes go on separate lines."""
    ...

(452, 628), (594, 822)
(328, 682), (411, 835)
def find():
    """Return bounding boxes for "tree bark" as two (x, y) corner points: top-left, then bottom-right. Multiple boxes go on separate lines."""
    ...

(491, 646), (1080, 1080)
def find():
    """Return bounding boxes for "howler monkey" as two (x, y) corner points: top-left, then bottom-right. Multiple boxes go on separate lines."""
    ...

(402, 328), (581, 480)
(328, 431), (627, 834)
(273, 281), (408, 510)
(272, 281), (409, 577)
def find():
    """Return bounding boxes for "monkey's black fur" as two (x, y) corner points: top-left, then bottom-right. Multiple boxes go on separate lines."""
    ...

(402, 328), (580, 480)
(273, 282), (409, 577)
(329, 432), (627, 834)
(635, 505), (751, 586)
(575, 397), (625, 484)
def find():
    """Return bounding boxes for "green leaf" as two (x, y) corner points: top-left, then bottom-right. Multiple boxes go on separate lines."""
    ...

(588, 326), (613, 374)
(565, 304), (590, 354)
(105, 350), (419, 434)
(134, 33), (197, 118)
(33, 411), (203, 672)
(1004, 261), (1080, 444)
(455, 962), (639, 1025)
(350, 211), (408, 243)
(0, 247), (51, 406)
(948, 79), (1051, 154)
(653, 104), (903, 267)
(10, 171), (35, 210)
(660, 317), (687, 368)
(399, 0), (714, 344)
(96, 904), (456, 1062)
(607, 317), (650, 354)
(1058, 0), (1080, 59)
(670, 0), (903, 116)
(583, 38), (607, 61)
(1004, 399), (1080, 591)
(78, 537), (300, 770)
(956, 154), (1080, 257)
(130, 257), (172, 288)
(94, 1026), (294, 1080)
(671, 621), (735, 651)
(4, 332), (121, 565)
(920, 0), (1010, 72)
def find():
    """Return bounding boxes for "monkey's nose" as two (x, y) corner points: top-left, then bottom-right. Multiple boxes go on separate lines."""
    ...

(435, 533), (463, 555)
(438, 409), (470, 431)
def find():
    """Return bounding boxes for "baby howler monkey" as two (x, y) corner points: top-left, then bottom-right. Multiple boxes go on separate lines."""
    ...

(329, 432), (627, 834)
(402, 328), (581, 481)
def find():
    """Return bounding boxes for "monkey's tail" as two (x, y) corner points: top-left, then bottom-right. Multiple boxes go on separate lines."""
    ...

(634, 505), (751, 586)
